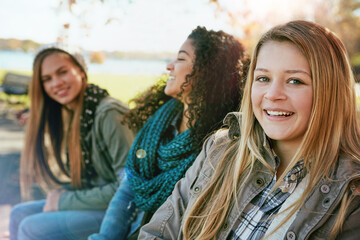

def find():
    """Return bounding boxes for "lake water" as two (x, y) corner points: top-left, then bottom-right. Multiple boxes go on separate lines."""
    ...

(0, 50), (169, 75)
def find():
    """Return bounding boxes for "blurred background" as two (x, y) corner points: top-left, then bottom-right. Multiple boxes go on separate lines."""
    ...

(1, 0), (359, 102)
(0, 0), (359, 237)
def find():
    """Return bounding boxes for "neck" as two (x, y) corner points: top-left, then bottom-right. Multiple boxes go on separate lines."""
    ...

(178, 102), (196, 134)
(178, 103), (189, 133)
(272, 139), (301, 178)
(65, 101), (78, 111)
(64, 94), (82, 111)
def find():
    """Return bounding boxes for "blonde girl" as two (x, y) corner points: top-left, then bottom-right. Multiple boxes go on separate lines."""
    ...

(139, 20), (360, 240)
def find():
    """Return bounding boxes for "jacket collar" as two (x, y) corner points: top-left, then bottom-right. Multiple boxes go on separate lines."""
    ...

(223, 112), (241, 140)
(223, 112), (277, 170)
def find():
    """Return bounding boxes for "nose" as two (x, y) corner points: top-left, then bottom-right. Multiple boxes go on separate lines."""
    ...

(166, 60), (174, 71)
(264, 81), (286, 101)
(51, 76), (64, 88)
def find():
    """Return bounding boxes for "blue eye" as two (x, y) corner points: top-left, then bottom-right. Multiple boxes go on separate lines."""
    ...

(256, 76), (269, 82)
(289, 79), (303, 84)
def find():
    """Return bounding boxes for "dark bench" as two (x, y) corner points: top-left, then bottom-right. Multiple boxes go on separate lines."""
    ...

(0, 73), (31, 106)
(0, 72), (31, 96)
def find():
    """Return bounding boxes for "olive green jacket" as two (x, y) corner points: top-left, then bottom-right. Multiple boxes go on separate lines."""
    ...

(59, 96), (135, 211)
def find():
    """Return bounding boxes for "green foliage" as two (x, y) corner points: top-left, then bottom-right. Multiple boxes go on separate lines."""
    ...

(352, 54), (360, 66)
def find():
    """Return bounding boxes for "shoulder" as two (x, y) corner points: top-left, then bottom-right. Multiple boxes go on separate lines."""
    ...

(335, 154), (360, 181)
(199, 111), (241, 167)
(92, 96), (132, 133)
(95, 96), (129, 115)
(223, 111), (241, 140)
(192, 129), (234, 178)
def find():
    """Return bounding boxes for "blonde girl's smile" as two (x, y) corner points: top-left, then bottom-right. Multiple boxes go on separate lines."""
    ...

(264, 109), (294, 117)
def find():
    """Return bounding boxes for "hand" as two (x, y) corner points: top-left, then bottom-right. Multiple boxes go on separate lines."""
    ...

(15, 109), (29, 126)
(43, 189), (66, 212)
(18, 111), (29, 125)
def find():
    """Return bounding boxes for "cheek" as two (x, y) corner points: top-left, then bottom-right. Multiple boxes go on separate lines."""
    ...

(72, 74), (84, 88)
(302, 98), (313, 122)
(178, 63), (193, 80)
(186, 65), (193, 75)
(42, 83), (52, 96)
(295, 90), (313, 119)
(251, 87), (262, 112)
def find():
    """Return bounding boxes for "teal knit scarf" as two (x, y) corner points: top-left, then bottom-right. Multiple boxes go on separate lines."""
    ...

(126, 98), (199, 212)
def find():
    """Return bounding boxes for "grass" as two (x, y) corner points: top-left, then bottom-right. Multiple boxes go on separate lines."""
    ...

(88, 73), (159, 103)
(0, 69), (160, 106)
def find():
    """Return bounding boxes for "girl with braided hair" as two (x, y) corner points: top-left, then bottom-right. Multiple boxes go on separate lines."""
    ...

(9, 44), (135, 240)
(89, 26), (249, 240)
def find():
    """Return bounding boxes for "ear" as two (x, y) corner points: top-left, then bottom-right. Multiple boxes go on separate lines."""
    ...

(81, 71), (86, 82)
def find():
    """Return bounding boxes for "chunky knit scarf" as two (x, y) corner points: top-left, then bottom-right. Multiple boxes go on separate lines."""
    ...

(126, 98), (199, 212)
(80, 84), (108, 185)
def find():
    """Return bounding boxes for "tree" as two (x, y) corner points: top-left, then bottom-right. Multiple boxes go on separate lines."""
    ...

(210, 0), (360, 62)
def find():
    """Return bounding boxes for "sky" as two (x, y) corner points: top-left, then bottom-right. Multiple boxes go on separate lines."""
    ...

(1, 0), (349, 53)
(0, 0), (234, 53)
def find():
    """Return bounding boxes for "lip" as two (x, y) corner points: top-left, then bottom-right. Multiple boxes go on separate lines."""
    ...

(56, 88), (70, 97)
(168, 75), (175, 81)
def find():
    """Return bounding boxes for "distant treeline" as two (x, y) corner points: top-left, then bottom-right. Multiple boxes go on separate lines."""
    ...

(0, 38), (41, 52)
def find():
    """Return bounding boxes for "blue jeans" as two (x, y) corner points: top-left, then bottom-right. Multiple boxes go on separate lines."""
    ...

(10, 199), (105, 240)
(88, 173), (143, 240)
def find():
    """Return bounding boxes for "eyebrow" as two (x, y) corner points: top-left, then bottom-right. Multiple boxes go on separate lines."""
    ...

(254, 68), (311, 77)
(41, 66), (67, 78)
(178, 50), (190, 56)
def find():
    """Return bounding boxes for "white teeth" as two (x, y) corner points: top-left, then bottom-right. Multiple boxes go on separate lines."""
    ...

(266, 110), (293, 116)
(168, 76), (175, 80)
(57, 89), (67, 95)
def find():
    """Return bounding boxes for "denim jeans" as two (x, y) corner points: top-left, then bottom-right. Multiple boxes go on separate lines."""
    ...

(9, 199), (105, 240)
(88, 173), (143, 240)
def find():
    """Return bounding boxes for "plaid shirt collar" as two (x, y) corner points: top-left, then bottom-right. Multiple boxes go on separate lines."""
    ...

(230, 139), (306, 240)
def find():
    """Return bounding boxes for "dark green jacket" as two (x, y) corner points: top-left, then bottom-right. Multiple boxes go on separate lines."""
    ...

(59, 96), (135, 211)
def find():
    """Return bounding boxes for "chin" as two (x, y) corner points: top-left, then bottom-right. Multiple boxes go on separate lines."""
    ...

(164, 92), (177, 98)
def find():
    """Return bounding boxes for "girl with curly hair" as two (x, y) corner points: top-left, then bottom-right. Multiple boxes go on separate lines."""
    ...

(9, 44), (135, 240)
(140, 20), (360, 240)
(89, 26), (249, 240)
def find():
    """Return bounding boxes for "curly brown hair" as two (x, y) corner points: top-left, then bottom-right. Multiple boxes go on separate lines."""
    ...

(123, 26), (249, 147)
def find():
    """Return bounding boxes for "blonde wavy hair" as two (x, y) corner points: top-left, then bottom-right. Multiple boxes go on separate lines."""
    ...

(20, 49), (87, 200)
(183, 20), (360, 239)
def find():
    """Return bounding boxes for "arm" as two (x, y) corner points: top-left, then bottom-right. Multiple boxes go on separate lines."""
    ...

(59, 100), (135, 211)
(335, 195), (360, 239)
(139, 134), (217, 240)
